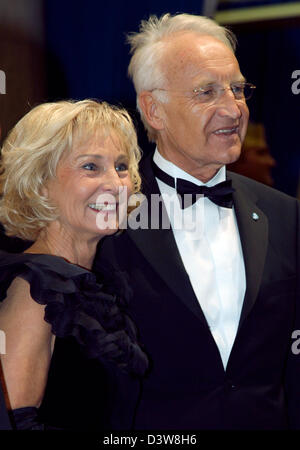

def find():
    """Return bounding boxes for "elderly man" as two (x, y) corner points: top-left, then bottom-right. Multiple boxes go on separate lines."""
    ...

(98, 13), (300, 429)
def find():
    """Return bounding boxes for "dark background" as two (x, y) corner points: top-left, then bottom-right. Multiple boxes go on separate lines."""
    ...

(0, 0), (299, 197)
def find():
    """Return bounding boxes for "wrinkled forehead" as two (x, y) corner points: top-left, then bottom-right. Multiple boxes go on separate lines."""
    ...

(160, 32), (241, 86)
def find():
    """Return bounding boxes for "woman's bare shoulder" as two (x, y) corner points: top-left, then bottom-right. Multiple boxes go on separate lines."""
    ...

(0, 275), (50, 337)
(0, 276), (54, 409)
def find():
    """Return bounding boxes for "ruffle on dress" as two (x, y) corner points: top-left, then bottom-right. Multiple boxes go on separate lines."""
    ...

(0, 250), (148, 376)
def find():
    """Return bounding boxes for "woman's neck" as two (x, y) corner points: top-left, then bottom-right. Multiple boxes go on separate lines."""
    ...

(25, 223), (101, 270)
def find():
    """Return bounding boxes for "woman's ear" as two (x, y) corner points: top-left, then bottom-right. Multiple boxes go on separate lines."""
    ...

(138, 91), (165, 131)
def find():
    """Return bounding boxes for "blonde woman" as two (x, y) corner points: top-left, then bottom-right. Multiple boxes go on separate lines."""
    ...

(0, 100), (148, 430)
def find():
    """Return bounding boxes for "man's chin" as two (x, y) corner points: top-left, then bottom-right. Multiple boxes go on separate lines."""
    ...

(224, 146), (242, 165)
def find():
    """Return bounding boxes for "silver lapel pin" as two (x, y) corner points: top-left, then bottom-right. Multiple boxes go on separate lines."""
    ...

(252, 212), (259, 221)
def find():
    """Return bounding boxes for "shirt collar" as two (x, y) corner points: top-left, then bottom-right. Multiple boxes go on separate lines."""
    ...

(153, 148), (226, 187)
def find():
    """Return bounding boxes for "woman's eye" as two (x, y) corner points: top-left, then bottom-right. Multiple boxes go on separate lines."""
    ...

(116, 162), (128, 172)
(82, 162), (98, 171)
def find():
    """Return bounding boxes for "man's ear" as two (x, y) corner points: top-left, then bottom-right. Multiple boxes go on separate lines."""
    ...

(138, 91), (165, 131)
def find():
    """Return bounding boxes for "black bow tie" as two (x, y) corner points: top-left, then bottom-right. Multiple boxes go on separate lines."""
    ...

(152, 161), (235, 209)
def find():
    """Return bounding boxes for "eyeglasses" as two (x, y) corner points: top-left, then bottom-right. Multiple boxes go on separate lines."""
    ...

(151, 82), (256, 104)
(193, 82), (256, 102)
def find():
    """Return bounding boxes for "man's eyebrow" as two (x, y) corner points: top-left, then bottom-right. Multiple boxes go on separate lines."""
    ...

(195, 76), (246, 86)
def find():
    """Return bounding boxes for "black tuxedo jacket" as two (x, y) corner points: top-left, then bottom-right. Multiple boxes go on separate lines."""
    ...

(0, 386), (11, 430)
(97, 153), (300, 430)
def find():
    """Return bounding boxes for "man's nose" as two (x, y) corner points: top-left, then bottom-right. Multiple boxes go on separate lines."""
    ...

(217, 89), (243, 120)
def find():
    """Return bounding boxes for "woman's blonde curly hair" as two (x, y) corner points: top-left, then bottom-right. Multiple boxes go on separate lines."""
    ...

(0, 99), (141, 241)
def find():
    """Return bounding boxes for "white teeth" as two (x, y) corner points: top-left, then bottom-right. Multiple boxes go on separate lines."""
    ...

(88, 203), (116, 211)
(214, 127), (238, 135)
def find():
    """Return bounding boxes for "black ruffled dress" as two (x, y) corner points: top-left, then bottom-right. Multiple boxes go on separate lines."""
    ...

(0, 250), (148, 430)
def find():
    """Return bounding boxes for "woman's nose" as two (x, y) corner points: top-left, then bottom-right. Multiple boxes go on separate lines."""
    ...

(100, 168), (123, 194)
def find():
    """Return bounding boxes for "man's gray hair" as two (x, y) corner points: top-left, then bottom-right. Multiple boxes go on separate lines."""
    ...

(127, 13), (237, 141)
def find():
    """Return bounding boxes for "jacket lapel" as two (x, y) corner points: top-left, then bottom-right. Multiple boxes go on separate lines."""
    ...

(228, 172), (269, 331)
(126, 157), (268, 331)
(126, 154), (210, 326)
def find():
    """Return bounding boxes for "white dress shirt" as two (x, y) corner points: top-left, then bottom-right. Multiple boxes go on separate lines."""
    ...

(153, 149), (246, 369)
